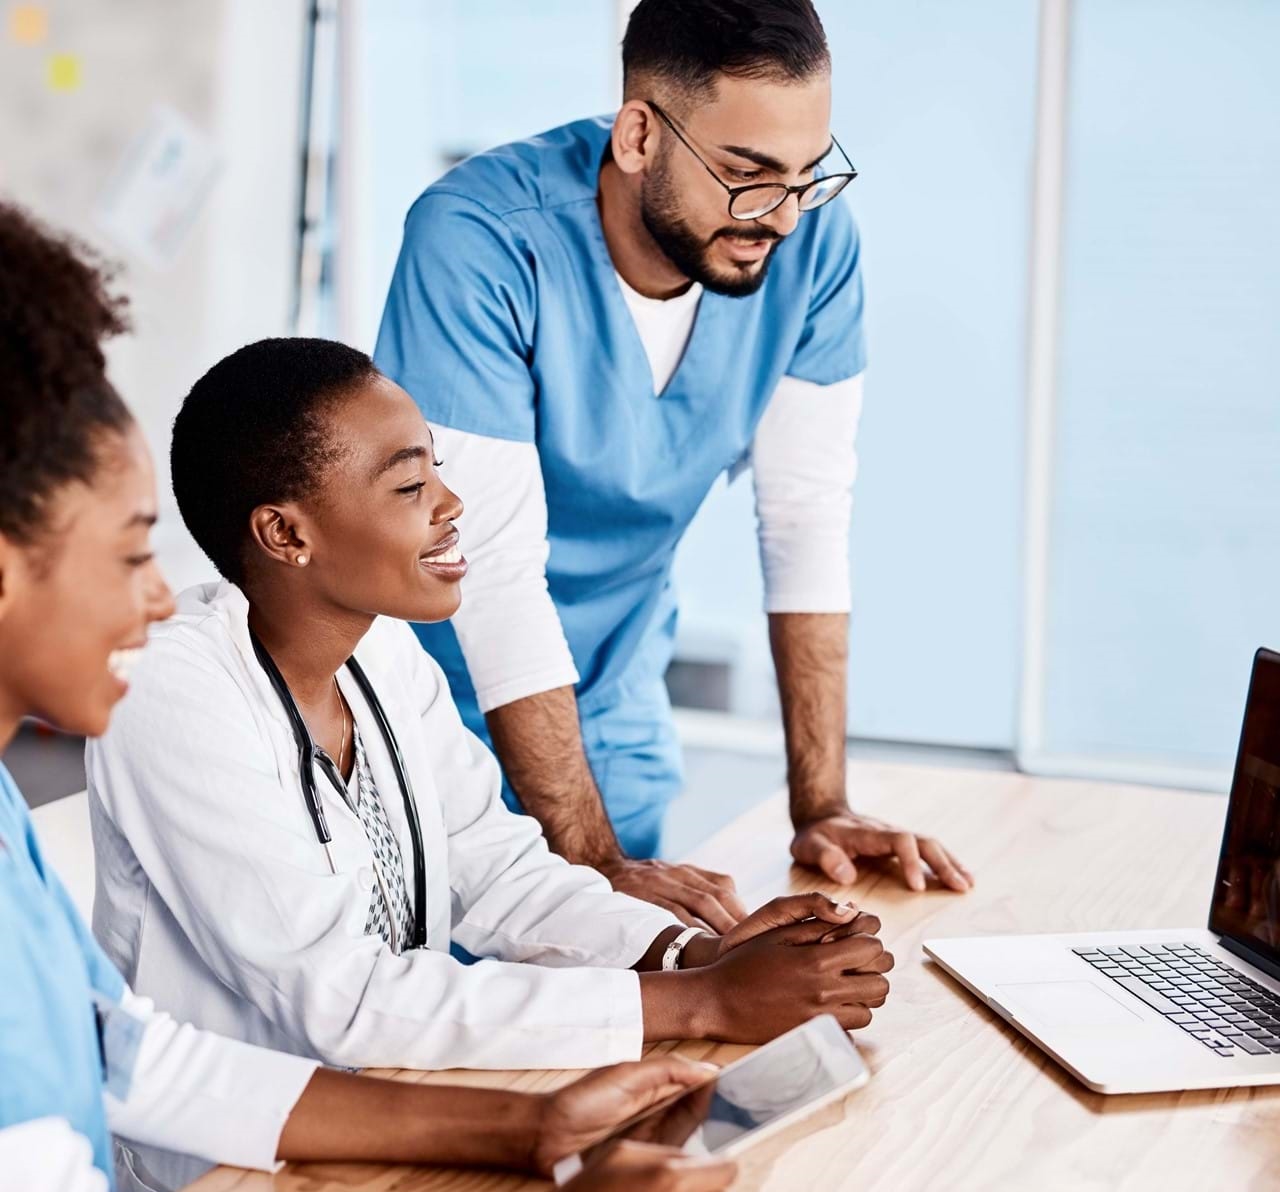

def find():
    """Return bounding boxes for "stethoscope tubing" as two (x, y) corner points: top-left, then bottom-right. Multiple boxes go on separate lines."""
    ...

(249, 629), (428, 949)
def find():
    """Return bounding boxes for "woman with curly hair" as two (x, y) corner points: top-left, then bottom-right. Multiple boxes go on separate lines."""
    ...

(0, 200), (735, 1192)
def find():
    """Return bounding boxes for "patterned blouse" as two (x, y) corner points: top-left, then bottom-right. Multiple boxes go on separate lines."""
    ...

(342, 727), (414, 954)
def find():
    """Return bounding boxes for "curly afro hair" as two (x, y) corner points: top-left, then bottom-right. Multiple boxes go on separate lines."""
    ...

(0, 201), (133, 545)
(171, 337), (378, 585)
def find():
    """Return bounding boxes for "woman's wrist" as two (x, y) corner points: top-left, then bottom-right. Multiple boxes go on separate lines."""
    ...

(447, 1088), (543, 1171)
(639, 965), (722, 1041)
(679, 932), (722, 969)
(401, 1085), (543, 1171)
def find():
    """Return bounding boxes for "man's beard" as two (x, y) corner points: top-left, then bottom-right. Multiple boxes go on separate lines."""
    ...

(640, 158), (780, 298)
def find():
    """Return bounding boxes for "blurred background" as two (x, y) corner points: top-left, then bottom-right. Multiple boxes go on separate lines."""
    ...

(3, 0), (1277, 856)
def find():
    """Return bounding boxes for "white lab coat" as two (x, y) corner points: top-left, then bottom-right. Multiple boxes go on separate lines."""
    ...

(87, 581), (679, 1081)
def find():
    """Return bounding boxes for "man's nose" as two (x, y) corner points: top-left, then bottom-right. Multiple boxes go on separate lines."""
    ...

(754, 192), (801, 239)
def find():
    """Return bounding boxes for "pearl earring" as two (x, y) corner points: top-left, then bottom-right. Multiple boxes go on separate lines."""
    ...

(296, 554), (309, 566)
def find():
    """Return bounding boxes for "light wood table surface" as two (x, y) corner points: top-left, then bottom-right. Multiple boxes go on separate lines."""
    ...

(188, 761), (1280, 1192)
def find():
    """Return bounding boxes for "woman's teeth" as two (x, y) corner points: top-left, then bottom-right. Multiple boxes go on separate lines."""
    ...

(107, 647), (144, 683)
(428, 544), (463, 565)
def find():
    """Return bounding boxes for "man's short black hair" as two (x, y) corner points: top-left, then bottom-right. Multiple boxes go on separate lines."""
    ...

(0, 202), (133, 546)
(622, 0), (830, 102)
(171, 337), (378, 585)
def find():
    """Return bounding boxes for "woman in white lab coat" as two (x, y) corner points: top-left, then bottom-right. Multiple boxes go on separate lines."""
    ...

(0, 200), (734, 1192)
(86, 338), (893, 1084)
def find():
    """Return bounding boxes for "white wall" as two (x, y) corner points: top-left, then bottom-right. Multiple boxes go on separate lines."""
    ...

(0, 0), (306, 590)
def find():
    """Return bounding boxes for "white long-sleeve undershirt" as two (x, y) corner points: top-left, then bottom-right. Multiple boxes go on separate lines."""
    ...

(104, 987), (317, 1174)
(440, 274), (863, 715)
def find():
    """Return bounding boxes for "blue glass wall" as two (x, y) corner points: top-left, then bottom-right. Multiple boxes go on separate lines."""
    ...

(676, 1), (1039, 747)
(1041, 0), (1280, 775)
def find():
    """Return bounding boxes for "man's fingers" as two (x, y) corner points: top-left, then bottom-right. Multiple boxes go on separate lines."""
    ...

(649, 897), (708, 931)
(666, 882), (740, 935)
(684, 865), (749, 918)
(671, 865), (749, 922)
(891, 831), (927, 892)
(918, 837), (971, 892)
(711, 884), (749, 923)
(794, 827), (858, 884)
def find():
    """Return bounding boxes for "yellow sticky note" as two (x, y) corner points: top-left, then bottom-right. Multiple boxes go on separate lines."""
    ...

(47, 52), (81, 92)
(9, 4), (48, 45)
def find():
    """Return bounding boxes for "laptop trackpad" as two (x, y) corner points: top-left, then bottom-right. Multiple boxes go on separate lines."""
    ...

(996, 981), (1144, 1028)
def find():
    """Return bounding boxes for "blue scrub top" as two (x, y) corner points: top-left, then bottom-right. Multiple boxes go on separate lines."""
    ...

(375, 116), (865, 806)
(0, 762), (124, 1187)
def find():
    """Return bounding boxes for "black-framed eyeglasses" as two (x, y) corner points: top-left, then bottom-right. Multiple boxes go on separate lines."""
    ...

(647, 100), (858, 221)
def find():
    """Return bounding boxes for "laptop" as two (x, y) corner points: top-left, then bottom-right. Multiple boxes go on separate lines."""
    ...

(924, 647), (1280, 1093)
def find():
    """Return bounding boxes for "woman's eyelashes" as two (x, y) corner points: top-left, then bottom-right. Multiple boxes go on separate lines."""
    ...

(396, 481), (427, 498)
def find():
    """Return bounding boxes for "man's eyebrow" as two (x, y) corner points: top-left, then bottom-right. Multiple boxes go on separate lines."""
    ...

(717, 141), (834, 175)
(805, 141), (835, 172)
(719, 143), (789, 173)
(371, 445), (429, 481)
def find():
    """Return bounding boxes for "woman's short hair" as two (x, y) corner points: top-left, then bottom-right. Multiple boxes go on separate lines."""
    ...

(171, 337), (378, 584)
(0, 202), (133, 545)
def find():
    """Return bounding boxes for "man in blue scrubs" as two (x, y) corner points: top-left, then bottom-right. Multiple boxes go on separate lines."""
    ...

(376, 0), (972, 928)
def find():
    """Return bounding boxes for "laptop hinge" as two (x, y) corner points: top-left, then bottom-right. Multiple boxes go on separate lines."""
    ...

(1219, 934), (1280, 985)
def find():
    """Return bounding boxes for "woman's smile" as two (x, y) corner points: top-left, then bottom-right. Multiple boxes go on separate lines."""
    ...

(419, 528), (468, 581)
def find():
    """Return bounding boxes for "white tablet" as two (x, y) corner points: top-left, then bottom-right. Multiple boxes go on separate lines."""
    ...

(553, 1014), (869, 1183)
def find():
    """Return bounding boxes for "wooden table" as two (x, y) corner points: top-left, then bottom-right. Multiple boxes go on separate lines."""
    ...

(188, 761), (1280, 1192)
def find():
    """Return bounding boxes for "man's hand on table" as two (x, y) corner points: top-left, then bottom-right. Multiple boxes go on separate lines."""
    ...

(791, 809), (974, 893)
(599, 856), (748, 932)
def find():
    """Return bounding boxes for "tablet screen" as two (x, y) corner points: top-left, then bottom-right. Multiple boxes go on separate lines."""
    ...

(582, 1016), (866, 1161)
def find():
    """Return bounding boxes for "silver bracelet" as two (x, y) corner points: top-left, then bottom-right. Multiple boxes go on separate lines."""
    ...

(661, 926), (706, 972)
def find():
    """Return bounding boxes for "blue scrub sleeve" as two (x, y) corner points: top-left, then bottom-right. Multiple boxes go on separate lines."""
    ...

(786, 197), (868, 386)
(0, 764), (125, 1004)
(374, 191), (538, 443)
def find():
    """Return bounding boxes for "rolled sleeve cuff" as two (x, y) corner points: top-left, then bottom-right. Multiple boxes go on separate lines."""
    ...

(760, 536), (853, 615)
(474, 656), (581, 715)
(199, 1048), (319, 1173)
(108, 991), (319, 1174)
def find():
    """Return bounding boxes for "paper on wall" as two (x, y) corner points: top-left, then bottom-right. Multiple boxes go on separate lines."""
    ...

(9, 5), (49, 45)
(93, 104), (221, 271)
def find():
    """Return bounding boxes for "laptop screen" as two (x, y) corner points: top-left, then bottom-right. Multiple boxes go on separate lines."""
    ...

(1209, 649), (1280, 965)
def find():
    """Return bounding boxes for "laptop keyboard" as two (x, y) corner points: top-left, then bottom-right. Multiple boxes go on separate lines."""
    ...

(1072, 943), (1280, 1058)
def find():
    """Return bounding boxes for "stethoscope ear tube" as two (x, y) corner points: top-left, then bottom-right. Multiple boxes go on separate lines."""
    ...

(249, 629), (427, 949)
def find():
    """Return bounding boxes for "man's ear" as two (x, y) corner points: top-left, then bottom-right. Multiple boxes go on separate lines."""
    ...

(611, 98), (662, 176)
(247, 504), (312, 571)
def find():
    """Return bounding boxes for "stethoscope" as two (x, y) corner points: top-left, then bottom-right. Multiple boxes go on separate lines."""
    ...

(249, 628), (428, 949)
